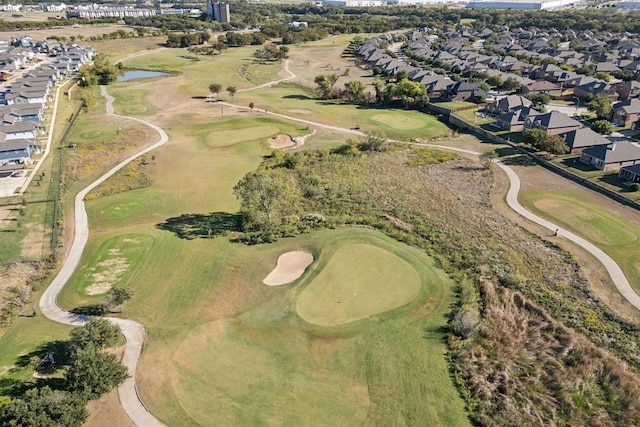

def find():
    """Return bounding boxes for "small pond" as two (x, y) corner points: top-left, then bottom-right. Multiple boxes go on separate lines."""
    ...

(117, 70), (170, 82)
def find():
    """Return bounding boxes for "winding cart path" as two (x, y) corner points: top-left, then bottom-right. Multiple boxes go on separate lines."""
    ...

(39, 86), (167, 427)
(38, 58), (640, 427)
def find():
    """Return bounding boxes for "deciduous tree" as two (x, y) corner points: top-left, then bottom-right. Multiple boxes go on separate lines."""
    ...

(587, 94), (612, 119)
(0, 386), (88, 427)
(68, 318), (120, 353)
(102, 287), (132, 313)
(592, 119), (613, 135)
(209, 83), (222, 98)
(65, 346), (129, 400)
(226, 86), (237, 101)
(233, 169), (297, 230)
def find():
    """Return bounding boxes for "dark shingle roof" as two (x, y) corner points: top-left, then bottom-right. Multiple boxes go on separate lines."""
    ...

(559, 127), (610, 149)
(583, 142), (640, 164)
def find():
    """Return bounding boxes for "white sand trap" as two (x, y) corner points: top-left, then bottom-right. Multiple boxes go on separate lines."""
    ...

(263, 251), (314, 286)
(268, 134), (295, 149)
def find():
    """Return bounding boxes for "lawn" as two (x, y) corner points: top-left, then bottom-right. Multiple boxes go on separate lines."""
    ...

(58, 233), (154, 309)
(118, 46), (282, 97)
(0, 316), (72, 401)
(234, 84), (452, 140)
(519, 190), (640, 292)
(296, 242), (422, 326)
(454, 108), (495, 126)
(134, 228), (469, 427)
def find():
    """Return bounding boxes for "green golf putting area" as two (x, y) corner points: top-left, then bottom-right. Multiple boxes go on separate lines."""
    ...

(296, 243), (421, 326)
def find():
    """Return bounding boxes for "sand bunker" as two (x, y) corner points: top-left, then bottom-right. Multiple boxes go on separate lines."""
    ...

(268, 134), (296, 149)
(263, 251), (314, 286)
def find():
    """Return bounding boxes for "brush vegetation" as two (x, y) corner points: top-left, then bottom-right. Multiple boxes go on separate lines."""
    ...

(235, 141), (640, 425)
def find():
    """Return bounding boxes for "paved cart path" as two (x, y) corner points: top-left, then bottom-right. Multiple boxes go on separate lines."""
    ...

(39, 85), (167, 427)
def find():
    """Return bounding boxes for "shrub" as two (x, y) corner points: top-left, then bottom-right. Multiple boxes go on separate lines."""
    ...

(629, 182), (640, 192)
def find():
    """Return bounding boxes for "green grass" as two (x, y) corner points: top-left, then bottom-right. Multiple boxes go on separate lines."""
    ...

(519, 190), (640, 291)
(454, 108), (495, 125)
(0, 316), (71, 399)
(296, 242), (422, 326)
(109, 88), (156, 116)
(429, 99), (477, 110)
(1, 37), (471, 425)
(233, 84), (451, 140)
(136, 228), (469, 427)
(119, 46), (282, 97)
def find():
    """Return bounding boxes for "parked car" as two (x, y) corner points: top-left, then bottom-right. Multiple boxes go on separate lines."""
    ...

(12, 170), (25, 177)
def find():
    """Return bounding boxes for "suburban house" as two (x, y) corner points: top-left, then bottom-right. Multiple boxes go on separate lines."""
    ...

(486, 94), (532, 114)
(558, 127), (611, 154)
(610, 98), (640, 127)
(497, 106), (540, 132)
(0, 121), (39, 140)
(521, 80), (560, 94)
(613, 80), (640, 101)
(619, 164), (640, 183)
(523, 111), (582, 135)
(530, 63), (563, 81)
(580, 142), (640, 171)
(441, 82), (487, 102)
(573, 81), (618, 101)
(0, 139), (36, 167)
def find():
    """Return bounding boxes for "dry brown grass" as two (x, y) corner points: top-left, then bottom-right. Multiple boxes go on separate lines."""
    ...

(0, 24), (133, 43)
(457, 279), (640, 426)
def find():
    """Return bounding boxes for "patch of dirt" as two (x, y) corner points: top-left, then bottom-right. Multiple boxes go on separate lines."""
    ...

(287, 109), (312, 115)
(263, 251), (314, 286)
(85, 257), (129, 295)
(268, 134), (296, 149)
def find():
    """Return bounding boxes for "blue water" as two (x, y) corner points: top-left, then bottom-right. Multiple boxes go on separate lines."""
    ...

(117, 70), (170, 82)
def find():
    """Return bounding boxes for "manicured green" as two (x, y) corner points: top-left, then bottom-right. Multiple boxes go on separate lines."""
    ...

(519, 190), (640, 291)
(296, 243), (422, 326)
(143, 228), (469, 427)
(110, 88), (156, 116)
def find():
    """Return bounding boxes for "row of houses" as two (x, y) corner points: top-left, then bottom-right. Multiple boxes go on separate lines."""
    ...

(0, 41), (95, 170)
(356, 28), (640, 181)
(485, 93), (640, 174)
(360, 24), (640, 104)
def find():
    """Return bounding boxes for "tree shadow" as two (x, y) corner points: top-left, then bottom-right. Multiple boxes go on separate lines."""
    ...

(501, 154), (537, 167)
(70, 305), (104, 316)
(495, 146), (520, 157)
(282, 94), (312, 100)
(156, 212), (243, 240)
(0, 377), (30, 398)
(423, 324), (450, 343)
(559, 157), (596, 172)
(13, 340), (70, 371)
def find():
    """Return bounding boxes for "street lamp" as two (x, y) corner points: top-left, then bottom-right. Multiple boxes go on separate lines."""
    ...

(573, 96), (580, 116)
